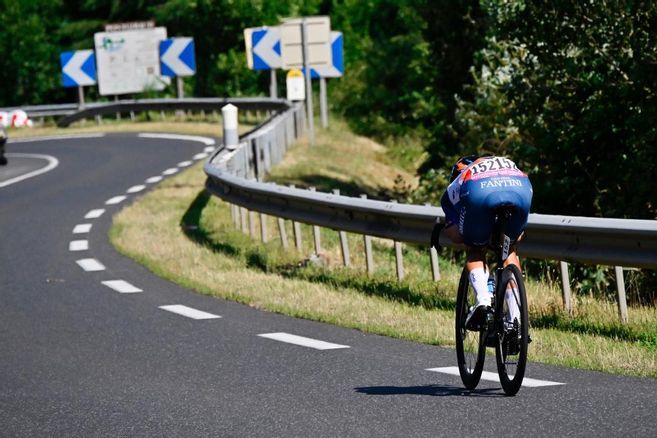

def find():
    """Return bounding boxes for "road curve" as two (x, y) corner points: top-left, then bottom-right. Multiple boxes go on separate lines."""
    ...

(0, 134), (655, 437)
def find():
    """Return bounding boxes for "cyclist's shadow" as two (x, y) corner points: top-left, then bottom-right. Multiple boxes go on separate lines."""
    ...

(354, 385), (502, 398)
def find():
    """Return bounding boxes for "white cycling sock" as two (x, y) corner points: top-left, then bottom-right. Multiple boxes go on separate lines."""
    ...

(505, 282), (520, 323)
(469, 267), (491, 306)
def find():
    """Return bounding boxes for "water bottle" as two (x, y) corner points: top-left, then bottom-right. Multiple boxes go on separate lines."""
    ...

(487, 275), (495, 295)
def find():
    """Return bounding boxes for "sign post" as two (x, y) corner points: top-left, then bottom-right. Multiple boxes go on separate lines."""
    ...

(245, 27), (281, 99)
(159, 37), (196, 100)
(60, 50), (97, 109)
(281, 16), (331, 146)
(307, 32), (344, 129)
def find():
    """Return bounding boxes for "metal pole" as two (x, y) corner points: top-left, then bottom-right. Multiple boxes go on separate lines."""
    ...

(360, 194), (374, 275)
(301, 19), (315, 145)
(249, 210), (256, 238)
(270, 70), (278, 98)
(114, 95), (120, 121)
(614, 266), (629, 324)
(391, 200), (404, 281)
(277, 217), (289, 250)
(560, 261), (572, 314)
(319, 77), (328, 128)
(176, 77), (184, 99)
(240, 207), (248, 233)
(260, 213), (268, 242)
(309, 187), (321, 254)
(77, 86), (85, 110)
(424, 203), (440, 281)
(333, 189), (350, 266)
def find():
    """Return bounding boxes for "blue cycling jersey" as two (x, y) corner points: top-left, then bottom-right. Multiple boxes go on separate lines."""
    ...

(440, 156), (533, 246)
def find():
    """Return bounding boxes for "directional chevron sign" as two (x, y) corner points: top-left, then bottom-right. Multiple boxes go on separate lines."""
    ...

(60, 50), (97, 87)
(309, 32), (343, 79)
(159, 37), (196, 77)
(251, 27), (282, 70)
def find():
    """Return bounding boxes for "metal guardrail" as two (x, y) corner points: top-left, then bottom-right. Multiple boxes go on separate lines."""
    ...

(56, 97), (291, 127)
(204, 104), (657, 270)
(0, 103), (80, 118)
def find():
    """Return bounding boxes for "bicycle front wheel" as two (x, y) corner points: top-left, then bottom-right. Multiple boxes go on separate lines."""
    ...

(455, 267), (486, 390)
(495, 264), (529, 396)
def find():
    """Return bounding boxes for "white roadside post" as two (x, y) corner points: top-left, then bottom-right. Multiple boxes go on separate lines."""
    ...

(319, 77), (328, 128)
(222, 104), (239, 150)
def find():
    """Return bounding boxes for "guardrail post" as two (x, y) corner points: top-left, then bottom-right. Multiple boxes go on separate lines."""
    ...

(230, 204), (239, 227)
(309, 187), (321, 254)
(360, 194), (375, 275)
(277, 217), (289, 250)
(559, 261), (573, 314)
(391, 200), (405, 281)
(332, 189), (350, 266)
(260, 213), (268, 242)
(222, 104), (239, 150)
(240, 207), (248, 233)
(614, 266), (629, 324)
(290, 185), (303, 252)
(425, 203), (441, 281)
(249, 210), (256, 238)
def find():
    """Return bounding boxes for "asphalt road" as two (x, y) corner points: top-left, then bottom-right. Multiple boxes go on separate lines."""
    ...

(1, 133), (655, 437)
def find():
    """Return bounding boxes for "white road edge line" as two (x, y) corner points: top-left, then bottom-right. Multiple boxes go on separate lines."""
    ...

(102, 280), (143, 294)
(106, 195), (127, 205)
(203, 146), (215, 153)
(127, 185), (146, 193)
(158, 305), (221, 320)
(162, 168), (178, 176)
(0, 153), (59, 188)
(76, 258), (106, 272)
(8, 133), (105, 144)
(145, 176), (163, 184)
(257, 332), (351, 350)
(425, 367), (565, 388)
(137, 133), (216, 146)
(177, 160), (193, 167)
(193, 152), (209, 160)
(73, 223), (92, 234)
(84, 208), (105, 219)
(69, 240), (89, 251)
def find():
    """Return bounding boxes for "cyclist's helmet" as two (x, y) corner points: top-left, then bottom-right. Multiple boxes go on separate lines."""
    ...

(449, 155), (479, 182)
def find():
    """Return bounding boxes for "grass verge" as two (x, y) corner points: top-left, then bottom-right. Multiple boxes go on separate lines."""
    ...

(110, 118), (657, 378)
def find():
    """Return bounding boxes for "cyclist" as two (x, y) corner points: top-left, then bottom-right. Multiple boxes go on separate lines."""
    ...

(0, 128), (7, 165)
(431, 155), (533, 328)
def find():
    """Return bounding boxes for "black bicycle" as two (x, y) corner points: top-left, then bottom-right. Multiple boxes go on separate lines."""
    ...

(454, 208), (530, 396)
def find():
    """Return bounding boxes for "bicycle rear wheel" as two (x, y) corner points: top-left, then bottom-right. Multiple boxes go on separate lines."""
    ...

(455, 267), (486, 389)
(495, 264), (529, 396)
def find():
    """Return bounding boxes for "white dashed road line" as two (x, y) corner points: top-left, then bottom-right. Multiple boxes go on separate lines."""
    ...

(177, 160), (193, 167)
(69, 240), (89, 251)
(203, 146), (215, 153)
(425, 367), (565, 388)
(73, 223), (92, 234)
(76, 258), (106, 272)
(84, 208), (105, 219)
(102, 280), (143, 294)
(158, 305), (221, 320)
(127, 185), (146, 193)
(145, 176), (163, 184)
(106, 195), (127, 205)
(162, 168), (178, 176)
(193, 152), (209, 160)
(257, 333), (351, 350)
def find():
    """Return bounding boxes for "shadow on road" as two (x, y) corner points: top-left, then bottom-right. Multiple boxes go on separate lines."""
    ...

(354, 385), (502, 398)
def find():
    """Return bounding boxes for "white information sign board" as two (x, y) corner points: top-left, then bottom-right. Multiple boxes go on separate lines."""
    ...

(280, 16), (331, 69)
(94, 27), (169, 96)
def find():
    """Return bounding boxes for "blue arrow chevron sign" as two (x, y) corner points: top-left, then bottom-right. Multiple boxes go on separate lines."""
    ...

(160, 37), (196, 77)
(60, 50), (97, 87)
(251, 27), (281, 70)
(308, 32), (343, 78)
